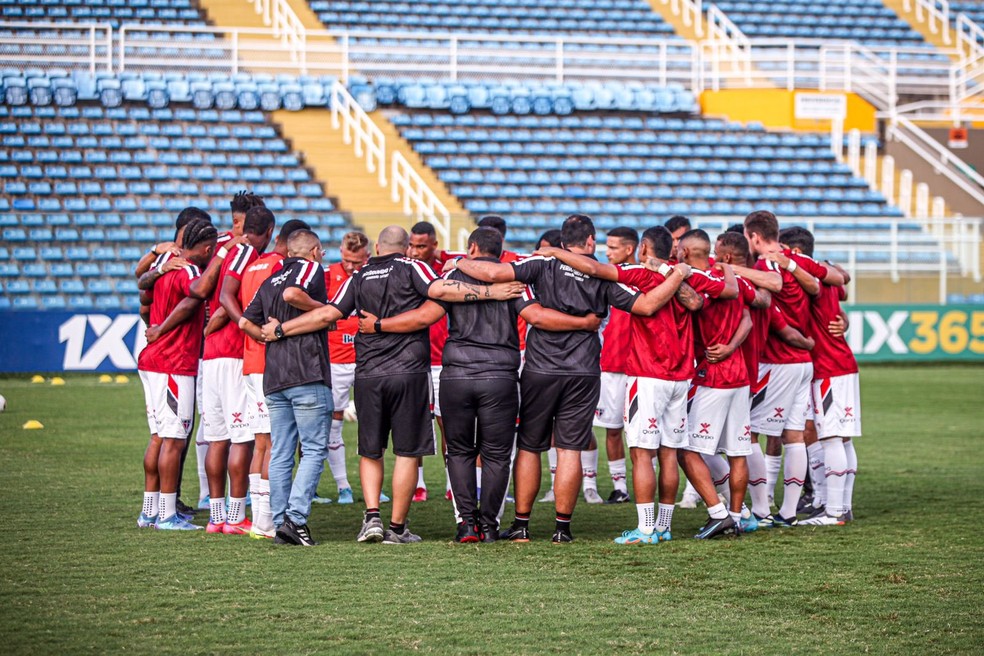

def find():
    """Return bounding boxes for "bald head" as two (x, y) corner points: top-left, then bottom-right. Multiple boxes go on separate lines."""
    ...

(678, 228), (711, 267)
(287, 229), (323, 262)
(377, 225), (410, 256)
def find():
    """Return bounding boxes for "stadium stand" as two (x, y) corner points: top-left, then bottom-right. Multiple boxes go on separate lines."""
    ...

(949, 2), (984, 30)
(0, 0), (207, 28)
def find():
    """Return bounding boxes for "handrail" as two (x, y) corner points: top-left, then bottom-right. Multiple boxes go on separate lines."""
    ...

(329, 81), (386, 186)
(391, 152), (452, 248)
(251, 0), (307, 68)
(907, 0), (952, 45)
(705, 4), (751, 84)
(956, 14), (984, 63)
(661, 0), (703, 38)
(0, 21), (113, 74)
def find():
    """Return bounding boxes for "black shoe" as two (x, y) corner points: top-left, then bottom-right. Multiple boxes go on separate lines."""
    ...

(551, 528), (574, 544)
(796, 494), (816, 516)
(694, 515), (739, 539)
(606, 489), (631, 504)
(803, 505), (828, 520)
(499, 523), (531, 542)
(275, 518), (318, 546)
(455, 521), (481, 543)
(479, 522), (499, 543)
(176, 499), (196, 516)
(773, 513), (798, 528)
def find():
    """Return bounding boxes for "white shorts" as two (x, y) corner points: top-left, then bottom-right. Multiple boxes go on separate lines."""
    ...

(195, 359), (204, 409)
(139, 371), (195, 439)
(244, 372), (270, 435)
(624, 376), (690, 450)
(686, 385), (753, 456)
(813, 373), (862, 439)
(594, 371), (626, 429)
(750, 362), (813, 436)
(201, 357), (253, 444)
(430, 365), (442, 417)
(331, 362), (356, 415)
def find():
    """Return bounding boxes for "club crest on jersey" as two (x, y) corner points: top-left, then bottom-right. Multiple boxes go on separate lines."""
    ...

(595, 408), (604, 418)
(182, 419), (192, 433)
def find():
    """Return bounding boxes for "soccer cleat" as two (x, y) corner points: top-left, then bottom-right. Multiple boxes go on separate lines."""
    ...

(694, 515), (739, 540)
(379, 491), (391, 503)
(583, 488), (604, 504)
(606, 489), (631, 504)
(843, 509), (854, 522)
(311, 494), (333, 504)
(538, 489), (555, 503)
(356, 516), (385, 543)
(551, 528), (574, 544)
(796, 494), (816, 516)
(753, 513), (776, 529)
(479, 522), (498, 543)
(176, 499), (197, 517)
(499, 523), (531, 542)
(275, 518), (317, 546)
(250, 525), (275, 540)
(336, 488), (354, 505)
(137, 512), (158, 529)
(382, 527), (422, 544)
(223, 518), (253, 535)
(197, 495), (211, 511)
(155, 514), (203, 531)
(454, 521), (481, 543)
(206, 521), (225, 534)
(412, 487), (428, 502)
(772, 513), (798, 528)
(613, 528), (662, 545)
(678, 489), (701, 509)
(740, 514), (759, 533)
(799, 512), (846, 527)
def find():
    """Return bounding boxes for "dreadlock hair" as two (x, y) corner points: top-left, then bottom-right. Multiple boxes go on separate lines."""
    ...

(174, 207), (212, 242)
(230, 190), (266, 215)
(181, 218), (218, 250)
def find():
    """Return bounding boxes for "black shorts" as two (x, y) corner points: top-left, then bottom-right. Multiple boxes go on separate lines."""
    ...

(517, 370), (600, 453)
(355, 372), (435, 459)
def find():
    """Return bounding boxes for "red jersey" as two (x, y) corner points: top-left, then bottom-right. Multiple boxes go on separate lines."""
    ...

(694, 272), (756, 389)
(138, 264), (205, 376)
(599, 307), (631, 373)
(422, 258), (448, 366)
(758, 254), (824, 365)
(240, 252), (284, 375)
(809, 283), (858, 379)
(326, 261), (359, 365)
(741, 277), (770, 386)
(203, 243), (257, 361)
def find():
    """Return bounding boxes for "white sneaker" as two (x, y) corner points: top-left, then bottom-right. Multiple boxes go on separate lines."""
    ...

(678, 489), (701, 509)
(538, 489), (555, 503)
(799, 513), (846, 527)
(583, 488), (604, 504)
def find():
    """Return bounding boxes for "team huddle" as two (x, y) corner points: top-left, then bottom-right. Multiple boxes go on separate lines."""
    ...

(134, 193), (861, 546)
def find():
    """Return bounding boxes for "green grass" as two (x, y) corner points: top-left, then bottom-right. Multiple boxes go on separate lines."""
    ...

(1, 366), (982, 655)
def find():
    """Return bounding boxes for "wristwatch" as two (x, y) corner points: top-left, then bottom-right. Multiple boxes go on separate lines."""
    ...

(274, 324), (285, 340)
(374, 319), (383, 334)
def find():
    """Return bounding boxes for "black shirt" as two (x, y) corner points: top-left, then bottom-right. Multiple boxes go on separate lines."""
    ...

(328, 252), (436, 379)
(511, 254), (638, 376)
(436, 257), (538, 380)
(242, 257), (331, 396)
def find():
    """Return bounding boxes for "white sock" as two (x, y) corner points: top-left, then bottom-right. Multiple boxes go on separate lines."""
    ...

(227, 496), (246, 525)
(195, 422), (208, 501)
(702, 454), (732, 503)
(547, 447), (557, 488)
(779, 443), (807, 520)
(636, 502), (655, 534)
(159, 492), (177, 521)
(256, 478), (273, 532)
(821, 438), (848, 516)
(765, 453), (782, 504)
(249, 473), (261, 516)
(327, 419), (349, 490)
(746, 446), (770, 517)
(416, 465), (426, 490)
(581, 449), (598, 491)
(807, 442), (827, 506)
(143, 491), (160, 518)
(609, 458), (628, 493)
(656, 503), (674, 533)
(729, 510), (742, 525)
(476, 466), (483, 488)
(707, 502), (728, 520)
(844, 439), (857, 511)
(209, 497), (226, 525)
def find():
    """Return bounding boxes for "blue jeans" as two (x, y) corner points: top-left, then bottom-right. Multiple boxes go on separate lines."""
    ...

(267, 383), (332, 527)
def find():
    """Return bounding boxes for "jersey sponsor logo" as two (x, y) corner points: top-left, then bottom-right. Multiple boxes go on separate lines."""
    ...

(342, 334), (355, 345)
(58, 314), (147, 370)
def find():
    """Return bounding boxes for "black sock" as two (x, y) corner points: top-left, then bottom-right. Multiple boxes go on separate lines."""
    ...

(514, 512), (530, 529)
(365, 507), (380, 521)
(555, 511), (572, 533)
(389, 521), (405, 534)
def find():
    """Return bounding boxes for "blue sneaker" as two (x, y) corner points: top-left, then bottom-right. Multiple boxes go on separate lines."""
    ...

(753, 513), (776, 529)
(654, 529), (672, 542)
(613, 528), (663, 545)
(379, 491), (391, 503)
(312, 494), (333, 504)
(137, 512), (158, 528)
(772, 513), (798, 528)
(337, 487), (354, 504)
(740, 514), (759, 533)
(197, 495), (210, 511)
(156, 514), (203, 531)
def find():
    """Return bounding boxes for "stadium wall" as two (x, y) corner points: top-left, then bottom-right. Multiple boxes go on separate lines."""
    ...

(699, 90), (877, 133)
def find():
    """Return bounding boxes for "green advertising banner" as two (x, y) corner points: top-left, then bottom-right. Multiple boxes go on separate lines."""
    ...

(846, 304), (984, 362)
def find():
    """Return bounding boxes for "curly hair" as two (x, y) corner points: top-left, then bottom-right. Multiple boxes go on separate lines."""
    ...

(230, 190), (266, 215)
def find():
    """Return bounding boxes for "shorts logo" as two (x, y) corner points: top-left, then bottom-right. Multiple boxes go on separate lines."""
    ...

(182, 419), (192, 434)
(743, 425), (751, 438)
(699, 422), (711, 434)
(231, 412), (244, 424)
(648, 417), (658, 430)
(595, 408), (604, 418)
(673, 418), (686, 434)
(844, 407), (854, 417)
(256, 401), (266, 414)
(773, 407), (784, 418)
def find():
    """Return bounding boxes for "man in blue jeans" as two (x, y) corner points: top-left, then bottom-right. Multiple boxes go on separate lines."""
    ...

(239, 229), (331, 546)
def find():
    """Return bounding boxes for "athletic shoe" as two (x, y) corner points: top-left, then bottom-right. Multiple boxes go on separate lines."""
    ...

(583, 488), (604, 504)
(382, 526), (422, 544)
(505, 494), (515, 503)
(155, 514), (202, 531)
(445, 489), (453, 501)
(740, 514), (759, 533)
(480, 522), (498, 543)
(551, 528), (574, 544)
(412, 487), (428, 503)
(678, 489), (701, 509)
(223, 518), (253, 535)
(379, 491), (391, 503)
(772, 513), (798, 528)
(197, 495), (210, 511)
(796, 494), (815, 516)
(275, 518), (317, 546)
(312, 494), (333, 504)
(613, 528), (661, 545)
(799, 512), (846, 527)
(606, 489), (631, 504)
(803, 505), (828, 520)
(176, 508), (195, 522)
(843, 509), (854, 522)
(753, 513), (776, 529)
(455, 521), (481, 543)
(538, 489), (555, 503)
(499, 524), (531, 542)
(137, 512), (158, 529)
(694, 515), (739, 540)
(356, 516), (385, 543)
(176, 499), (196, 516)
(336, 488), (354, 505)
(654, 529), (672, 542)
(206, 521), (225, 534)
(250, 525), (275, 540)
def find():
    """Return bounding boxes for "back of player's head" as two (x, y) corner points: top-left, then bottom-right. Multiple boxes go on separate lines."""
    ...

(725, 223), (744, 234)
(665, 215), (691, 234)
(287, 229), (322, 257)
(468, 227), (503, 259)
(230, 189), (265, 215)
(477, 214), (508, 239)
(607, 226), (639, 246)
(410, 221), (436, 238)
(561, 213), (595, 248)
(378, 225), (409, 254)
(744, 210), (779, 242)
(715, 231), (750, 261)
(537, 229), (562, 248)
(641, 225), (673, 260)
(181, 218), (218, 251)
(276, 218), (310, 244)
(779, 226), (815, 257)
(176, 206), (211, 230)
(341, 231), (370, 253)
(244, 206), (275, 236)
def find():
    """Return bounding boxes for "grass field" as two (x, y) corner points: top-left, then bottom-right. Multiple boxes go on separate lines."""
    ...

(1, 365), (983, 655)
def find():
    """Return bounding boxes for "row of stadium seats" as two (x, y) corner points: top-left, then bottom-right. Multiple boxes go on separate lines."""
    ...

(0, 194), (336, 213)
(0, 212), (349, 230)
(0, 0), (207, 29)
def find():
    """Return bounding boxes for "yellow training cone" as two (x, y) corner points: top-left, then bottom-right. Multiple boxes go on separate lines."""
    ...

(22, 420), (44, 430)
(30, 375), (45, 384)
(114, 375), (130, 384)
(98, 374), (113, 383)
(50, 377), (66, 386)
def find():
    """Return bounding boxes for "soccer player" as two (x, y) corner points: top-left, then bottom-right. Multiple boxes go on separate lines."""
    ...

(239, 229), (332, 546)
(259, 226), (524, 544)
(136, 219), (223, 530)
(238, 218), (310, 538)
(228, 189), (263, 241)
(665, 215), (692, 254)
(201, 207), (275, 534)
(134, 206), (213, 281)
(536, 229), (562, 249)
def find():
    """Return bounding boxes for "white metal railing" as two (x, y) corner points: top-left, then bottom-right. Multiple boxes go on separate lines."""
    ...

(392, 151), (452, 248)
(704, 4), (751, 84)
(329, 80), (386, 186)
(904, 0), (952, 45)
(252, 0), (307, 65)
(0, 21), (112, 74)
(662, 0), (704, 38)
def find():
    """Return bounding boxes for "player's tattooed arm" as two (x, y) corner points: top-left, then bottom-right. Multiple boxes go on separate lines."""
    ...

(520, 304), (603, 332)
(427, 278), (525, 302)
(731, 264), (782, 293)
(136, 256), (189, 291)
(675, 280), (704, 312)
(135, 241), (178, 279)
(145, 296), (203, 344)
(262, 304), (344, 341)
(534, 246), (619, 281)
(358, 301), (447, 334)
(706, 308), (752, 364)
(454, 258), (516, 283)
(630, 264), (688, 316)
